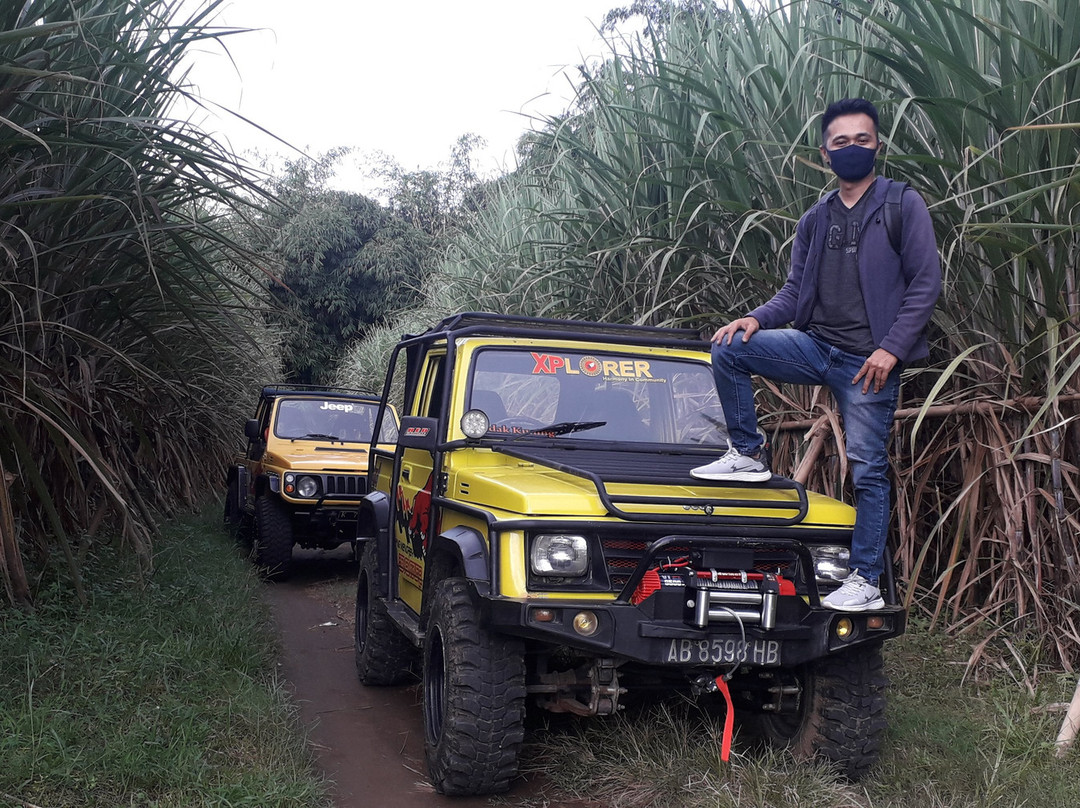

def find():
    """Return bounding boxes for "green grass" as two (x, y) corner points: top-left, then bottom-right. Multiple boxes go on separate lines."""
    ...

(5, 508), (1079, 808)
(0, 510), (330, 808)
(523, 622), (1080, 808)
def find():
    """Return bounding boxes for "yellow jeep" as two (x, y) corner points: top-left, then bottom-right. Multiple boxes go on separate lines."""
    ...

(354, 314), (905, 795)
(224, 385), (398, 579)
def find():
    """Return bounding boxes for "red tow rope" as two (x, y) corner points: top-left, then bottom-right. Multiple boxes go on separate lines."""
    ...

(714, 675), (734, 761)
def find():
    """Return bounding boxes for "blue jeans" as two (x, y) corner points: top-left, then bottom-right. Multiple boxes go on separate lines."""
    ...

(711, 329), (901, 584)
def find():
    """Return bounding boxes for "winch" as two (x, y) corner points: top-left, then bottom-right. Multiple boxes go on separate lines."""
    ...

(632, 563), (796, 630)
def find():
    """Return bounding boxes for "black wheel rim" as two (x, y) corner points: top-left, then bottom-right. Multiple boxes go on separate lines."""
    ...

(424, 626), (446, 745)
(355, 573), (369, 653)
(759, 668), (808, 741)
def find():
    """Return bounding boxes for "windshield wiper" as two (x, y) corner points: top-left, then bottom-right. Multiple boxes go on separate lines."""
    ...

(508, 420), (606, 440)
(293, 432), (341, 442)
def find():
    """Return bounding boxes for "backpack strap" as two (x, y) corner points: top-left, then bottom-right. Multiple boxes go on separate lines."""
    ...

(802, 189), (838, 246)
(884, 180), (908, 255)
(805, 182), (907, 254)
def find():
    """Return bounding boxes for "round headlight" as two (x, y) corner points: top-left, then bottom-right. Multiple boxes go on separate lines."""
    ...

(810, 545), (851, 583)
(531, 534), (589, 577)
(297, 476), (319, 498)
(460, 409), (490, 439)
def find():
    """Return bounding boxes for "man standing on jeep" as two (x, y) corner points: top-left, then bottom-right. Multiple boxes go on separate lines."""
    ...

(692, 98), (941, 612)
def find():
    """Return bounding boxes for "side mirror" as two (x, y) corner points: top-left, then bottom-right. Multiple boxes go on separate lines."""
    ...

(397, 416), (439, 451)
(244, 419), (261, 440)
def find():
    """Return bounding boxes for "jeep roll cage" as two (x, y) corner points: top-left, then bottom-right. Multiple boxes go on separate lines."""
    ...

(259, 383), (382, 401)
(246, 386), (384, 445)
(371, 312), (711, 448)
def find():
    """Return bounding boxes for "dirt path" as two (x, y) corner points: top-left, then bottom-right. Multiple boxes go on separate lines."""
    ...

(265, 547), (586, 807)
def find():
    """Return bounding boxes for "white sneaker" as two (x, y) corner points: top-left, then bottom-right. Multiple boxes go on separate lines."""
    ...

(821, 571), (885, 611)
(690, 446), (771, 482)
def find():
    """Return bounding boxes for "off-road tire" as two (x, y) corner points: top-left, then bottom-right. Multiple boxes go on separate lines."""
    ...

(752, 642), (888, 780)
(354, 542), (417, 685)
(422, 577), (526, 796)
(254, 494), (294, 580)
(223, 477), (249, 545)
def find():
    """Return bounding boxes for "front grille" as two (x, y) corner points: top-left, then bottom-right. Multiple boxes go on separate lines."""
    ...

(599, 536), (797, 591)
(323, 475), (365, 496)
(601, 537), (692, 590)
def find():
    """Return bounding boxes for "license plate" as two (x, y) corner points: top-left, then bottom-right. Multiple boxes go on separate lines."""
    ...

(664, 638), (781, 666)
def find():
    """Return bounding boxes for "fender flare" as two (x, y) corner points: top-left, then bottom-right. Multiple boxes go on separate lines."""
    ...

(226, 465), (249, 514)
(428, 525), (489, 584)
(247, 469), (278, 499)
(358, 491), (392, 597)
(420, 526), (491, 627)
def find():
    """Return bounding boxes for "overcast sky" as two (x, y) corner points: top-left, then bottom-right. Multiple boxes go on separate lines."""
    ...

(182, 0), (622, 192)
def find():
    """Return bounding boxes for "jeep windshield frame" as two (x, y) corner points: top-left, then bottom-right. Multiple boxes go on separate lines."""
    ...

(366, 313), (810, 528)
(462, 346), (728, 448)
(268, 391), (397, 444)
(370, 312), (719, 450)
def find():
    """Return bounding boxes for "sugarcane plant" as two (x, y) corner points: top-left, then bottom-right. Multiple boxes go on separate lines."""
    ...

(419, 0), (1080, 669)
(0, 0), (279, 605)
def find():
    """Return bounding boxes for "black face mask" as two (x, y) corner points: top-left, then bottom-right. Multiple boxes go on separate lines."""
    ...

(826, 144), (877, 181)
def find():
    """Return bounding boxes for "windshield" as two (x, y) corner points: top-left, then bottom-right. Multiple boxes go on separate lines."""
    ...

(273, 398), (398, 444)
(466, 348), (728, 446)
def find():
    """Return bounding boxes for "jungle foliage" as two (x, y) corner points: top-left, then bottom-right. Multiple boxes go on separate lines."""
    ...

(255, 152), (431, 385)
(260, 135), (490, 385)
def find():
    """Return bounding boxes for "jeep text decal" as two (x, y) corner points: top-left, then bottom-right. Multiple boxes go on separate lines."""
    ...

(531, 352), (654, 379)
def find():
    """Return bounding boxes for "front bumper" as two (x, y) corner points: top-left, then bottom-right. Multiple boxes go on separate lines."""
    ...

(484, 533), (904, 669)
(268, 470), (367, 545)
(285, 495), (366, 545)
(485, 594), (904, 668)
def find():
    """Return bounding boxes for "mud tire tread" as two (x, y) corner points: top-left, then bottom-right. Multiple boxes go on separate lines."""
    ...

(755, 642), (888, 780)
(354, 542), (417, 685)
(254, 494), (293, 580)
(423, 577), (526, 796)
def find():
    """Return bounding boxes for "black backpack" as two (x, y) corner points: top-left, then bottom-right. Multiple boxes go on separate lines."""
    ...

(883, 180), (907, 255)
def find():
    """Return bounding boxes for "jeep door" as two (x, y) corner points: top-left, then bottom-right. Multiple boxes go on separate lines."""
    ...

(393, 351), (445, 615)
(242, 397), (273, 512)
